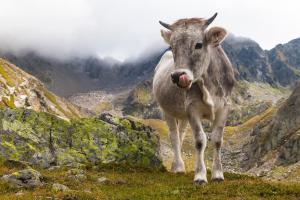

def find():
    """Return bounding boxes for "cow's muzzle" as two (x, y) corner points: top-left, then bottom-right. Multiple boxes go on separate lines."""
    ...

(171, 71), (193, 89)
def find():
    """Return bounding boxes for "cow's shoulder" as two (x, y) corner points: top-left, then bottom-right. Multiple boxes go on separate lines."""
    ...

(155, 50), (173, 72)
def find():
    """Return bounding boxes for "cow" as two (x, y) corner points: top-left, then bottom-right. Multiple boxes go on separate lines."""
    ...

(153, 13), (235, 184)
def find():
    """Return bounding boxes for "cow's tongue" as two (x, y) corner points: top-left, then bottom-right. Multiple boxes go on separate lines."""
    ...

(179, 74), (189, 87)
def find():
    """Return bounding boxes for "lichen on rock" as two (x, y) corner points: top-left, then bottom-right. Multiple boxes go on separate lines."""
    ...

(0, 108), (163, 169)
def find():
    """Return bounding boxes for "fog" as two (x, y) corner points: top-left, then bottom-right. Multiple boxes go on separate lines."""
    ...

(0, 0), (299, 61)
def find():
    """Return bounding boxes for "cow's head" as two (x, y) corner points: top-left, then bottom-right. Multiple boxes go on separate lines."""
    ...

(159, 13), (227, 89)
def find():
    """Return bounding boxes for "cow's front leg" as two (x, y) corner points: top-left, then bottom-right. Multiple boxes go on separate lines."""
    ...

(178, 119), (188, 148)
(165, 113), (185, 173)
(187, 107), (207, 184)
(211, 106), (229, 182)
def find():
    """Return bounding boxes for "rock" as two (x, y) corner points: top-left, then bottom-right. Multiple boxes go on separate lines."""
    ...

(48, 166), (61, 171)
(3, 159), (30, 169)
(97, 177), (110, 184)
(0, 108), (163, 169)
(15, 191), (24, 196)
(66, 169), (87, 182)
(52, 183), (70, 192)
(114, 178), (126, 185)
(1, 168), (43, 188)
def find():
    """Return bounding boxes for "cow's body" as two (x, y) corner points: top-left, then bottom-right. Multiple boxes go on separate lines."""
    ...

(153, 14), (235, 184)
(154, 47), (234, 121)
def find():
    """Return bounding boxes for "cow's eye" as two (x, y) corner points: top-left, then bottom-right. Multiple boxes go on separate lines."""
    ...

(195, 43), (203, 49)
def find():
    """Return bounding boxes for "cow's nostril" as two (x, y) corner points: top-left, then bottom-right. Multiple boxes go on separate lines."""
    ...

(171, 73), (177, 83)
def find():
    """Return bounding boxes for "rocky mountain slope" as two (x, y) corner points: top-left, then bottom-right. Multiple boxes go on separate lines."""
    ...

(223, 36), (300, 86)
(223, 82), (300, 181)
(0, 58), (81, 119)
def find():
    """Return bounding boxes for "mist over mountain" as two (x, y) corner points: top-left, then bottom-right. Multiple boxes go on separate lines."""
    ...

(0, 47), (166, 96)
(1, 34), (300, 97)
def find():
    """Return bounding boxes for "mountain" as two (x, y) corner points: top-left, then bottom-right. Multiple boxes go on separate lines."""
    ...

(2, 36), (300, 98)
(1, 49), (165, 97)
(223, 36), (300, 86)
(0, 58), (81, 119)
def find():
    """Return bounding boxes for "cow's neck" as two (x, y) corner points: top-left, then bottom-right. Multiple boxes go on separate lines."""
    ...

(200, 60), (225, 98)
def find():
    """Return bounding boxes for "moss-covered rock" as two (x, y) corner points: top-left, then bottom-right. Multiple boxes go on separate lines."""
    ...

(0, 108), (163, 169)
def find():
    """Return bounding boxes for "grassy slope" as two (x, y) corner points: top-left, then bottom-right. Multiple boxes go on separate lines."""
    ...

(0, 164), (299, 200)
(0, 58), (81, 119)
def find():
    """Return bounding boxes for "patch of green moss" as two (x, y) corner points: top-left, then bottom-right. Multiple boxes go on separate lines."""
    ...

(0, 66), (14, 87)
(2, 96), (15, 109)
(0, 108), (162, 169)
(1, 141), (19, 160)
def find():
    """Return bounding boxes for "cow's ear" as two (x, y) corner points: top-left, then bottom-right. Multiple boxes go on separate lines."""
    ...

(161, 30), (171, 44)
(205, 27), (227, 47)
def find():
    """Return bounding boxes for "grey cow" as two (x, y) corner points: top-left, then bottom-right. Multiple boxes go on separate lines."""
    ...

(153, 13), (235, 184)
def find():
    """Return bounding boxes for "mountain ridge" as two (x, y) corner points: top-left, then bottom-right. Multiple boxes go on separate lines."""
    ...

(2, 35), (299, 97)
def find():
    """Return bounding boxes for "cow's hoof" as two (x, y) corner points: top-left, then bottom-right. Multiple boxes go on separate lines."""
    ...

(171, 161), (185, 173)
(212, 177), (224, 182)
(171, 168), (186, 174)
(194, 179), (207, 185)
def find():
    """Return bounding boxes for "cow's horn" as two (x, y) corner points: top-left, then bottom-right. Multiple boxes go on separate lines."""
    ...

(205, 13), (218, 26)
(159, 21), (172, 30)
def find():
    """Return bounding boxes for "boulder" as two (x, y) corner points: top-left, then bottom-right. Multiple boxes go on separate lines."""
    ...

(0, 108), (163, 169)
(52, 183), (70, 192)
(1, 168), (43, 188)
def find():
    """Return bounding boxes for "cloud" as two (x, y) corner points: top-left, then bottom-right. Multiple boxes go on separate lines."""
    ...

(0, 0), (299, 60)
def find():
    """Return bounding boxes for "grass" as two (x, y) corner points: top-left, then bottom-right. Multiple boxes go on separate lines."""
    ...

(224, 107), (276, 138)
(139, 119), (169, 140)
(43, 89), (74, 119)
(0, 65), (14, 87)
(0, 163), (299, 200)
(95, 102), (113, 114)
(134, 87), (152, 105)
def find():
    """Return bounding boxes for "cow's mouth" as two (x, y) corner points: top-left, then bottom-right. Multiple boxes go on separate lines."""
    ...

(171, 71), (193, 89)
(178, 74), (191, 88)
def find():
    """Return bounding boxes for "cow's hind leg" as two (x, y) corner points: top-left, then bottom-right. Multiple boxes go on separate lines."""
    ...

(187, 106), (207, 184)
(211, 106), (229, 182)
(165, 113), (185, 173)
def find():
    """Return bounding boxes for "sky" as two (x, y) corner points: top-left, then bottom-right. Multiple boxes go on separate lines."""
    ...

(0, 0), (299, 61)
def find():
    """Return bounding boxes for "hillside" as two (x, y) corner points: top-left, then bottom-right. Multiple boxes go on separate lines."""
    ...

(222, 82), (300, 181)
(0, 58), (81, 119)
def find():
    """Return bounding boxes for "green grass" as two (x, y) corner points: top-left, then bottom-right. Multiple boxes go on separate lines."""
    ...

(224, 107), (275, 139)
(0, 65), (14, 87)
(2, 95), (16, 109)
(43, 89), (74, 119)
(134, 87), (152, 105)
(0, 164), (299, 200)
